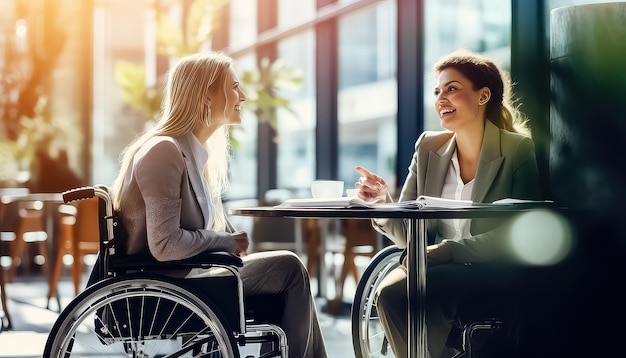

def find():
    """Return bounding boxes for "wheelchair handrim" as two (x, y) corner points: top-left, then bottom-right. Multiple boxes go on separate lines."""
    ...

(44, 276), (238, 357)
(351, 246), (402, 358)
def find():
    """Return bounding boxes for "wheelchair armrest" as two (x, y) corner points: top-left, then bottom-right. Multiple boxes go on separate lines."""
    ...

(110, 250), (244, 272)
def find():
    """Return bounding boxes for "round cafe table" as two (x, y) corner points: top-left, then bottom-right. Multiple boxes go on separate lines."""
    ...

(229, 203), (548, 358)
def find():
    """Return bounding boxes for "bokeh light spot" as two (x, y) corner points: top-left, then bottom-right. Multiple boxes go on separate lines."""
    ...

(509, 210), (573, 266)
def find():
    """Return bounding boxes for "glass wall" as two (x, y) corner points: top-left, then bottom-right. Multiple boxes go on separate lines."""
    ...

(92, 0), (148, 186)
(278, 0), (316, 29)
(229, 53), (258, 199)
(88, 0), (619, 200)
(229, 0), (257, 51)
(423, 0), (512, 132)
(275, 31), (316, 192)
(337, 0), (397, 190)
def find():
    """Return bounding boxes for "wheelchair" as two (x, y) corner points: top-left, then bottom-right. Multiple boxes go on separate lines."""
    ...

(44, 185), (287, 358)
(351, 245), (510, 358)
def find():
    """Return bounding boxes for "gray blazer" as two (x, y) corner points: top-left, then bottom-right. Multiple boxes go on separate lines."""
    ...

(118, 133), (236, 261)
(376, 120), (541, 262)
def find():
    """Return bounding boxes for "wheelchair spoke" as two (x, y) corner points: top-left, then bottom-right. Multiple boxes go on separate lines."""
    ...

(148, 295), (162, 338)
(45, 278), (239, 358)
(352, 246), (402, 358)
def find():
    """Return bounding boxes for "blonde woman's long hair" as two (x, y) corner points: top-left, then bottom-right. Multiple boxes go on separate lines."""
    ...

(434, 49), (531, 137)
(111, 51), (233, 231)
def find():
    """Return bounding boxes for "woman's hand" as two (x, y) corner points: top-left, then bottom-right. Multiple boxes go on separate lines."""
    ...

(402, 243), (453, 267)
(231, 230), (249, 257)
(354, 166), (389, 203)
(426, 242), (452, 266)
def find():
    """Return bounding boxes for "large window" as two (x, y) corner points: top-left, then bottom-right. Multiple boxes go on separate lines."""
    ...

(92, 0), (149, 186)
(423, 0), (512, 131)
(91, 0), (561, 200)
(278, 0), (315, 28)
(229, 53), (258, 200)
(229, 0), (257, 51)
(337, 0), (397, 190)
(276, 31), (316, 193)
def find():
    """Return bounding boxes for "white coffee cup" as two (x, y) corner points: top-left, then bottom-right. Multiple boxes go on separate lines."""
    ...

(311, 180), (344, 198)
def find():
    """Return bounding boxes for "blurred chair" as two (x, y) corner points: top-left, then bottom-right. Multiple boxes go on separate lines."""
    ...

(251, 216), (301, 253)
(0, 265), (10, 330)
(334, 219), (380, 300)
(7, 199), (49, 282)
(250, 189), (302, 254)
(48, 197), (99, 303)
(305, 218), (382, 313)
(0, 188), (29, 330)
(302, 218), (322, 276)
(323, 219), (382, 315)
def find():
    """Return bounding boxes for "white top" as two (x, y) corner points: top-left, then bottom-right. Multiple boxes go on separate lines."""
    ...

(435, 149), (474, 243)
(185, 132), (215, 231)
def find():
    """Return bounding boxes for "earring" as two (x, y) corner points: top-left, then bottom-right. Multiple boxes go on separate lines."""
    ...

(203, 106), (212, 126)
(479, 96), (489, 105)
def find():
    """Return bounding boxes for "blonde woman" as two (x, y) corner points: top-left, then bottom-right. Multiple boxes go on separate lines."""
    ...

(111, 51), (327, 358)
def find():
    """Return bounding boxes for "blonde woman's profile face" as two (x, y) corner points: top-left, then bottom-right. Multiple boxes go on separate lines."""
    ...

(209, 66), (246, 126)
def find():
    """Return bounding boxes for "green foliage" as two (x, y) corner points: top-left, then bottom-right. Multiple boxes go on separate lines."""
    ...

(240, 57), (304, 128)
(115, 0), (304, 150)
(0, 1), (78, 183)
(115, 0), (227, 121)
(114, 61), (161, 122)
(154, 0), (227, 56)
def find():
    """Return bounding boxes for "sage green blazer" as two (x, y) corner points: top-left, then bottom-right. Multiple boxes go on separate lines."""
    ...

(376, 120), (541, 262)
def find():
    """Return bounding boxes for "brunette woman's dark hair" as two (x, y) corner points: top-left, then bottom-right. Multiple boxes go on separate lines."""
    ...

(434, 49), (530, 136)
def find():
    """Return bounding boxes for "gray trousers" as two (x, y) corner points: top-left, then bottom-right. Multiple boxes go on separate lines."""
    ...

(188, 250), (328, 358)
(375, 266), (457, 358)
(375, 262), (519, 358)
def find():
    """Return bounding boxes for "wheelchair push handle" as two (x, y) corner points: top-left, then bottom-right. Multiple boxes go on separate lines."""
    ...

(62, 186), (96, 203)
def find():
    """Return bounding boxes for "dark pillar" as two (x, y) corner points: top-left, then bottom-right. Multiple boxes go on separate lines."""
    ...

(511, 0), (549, 198)
(315, 0), (339, 181)
(395, 0), (423, 191)
(545, 4), (626, 356)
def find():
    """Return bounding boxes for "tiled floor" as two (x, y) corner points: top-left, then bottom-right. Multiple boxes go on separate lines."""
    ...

(0, 256), (366, 357)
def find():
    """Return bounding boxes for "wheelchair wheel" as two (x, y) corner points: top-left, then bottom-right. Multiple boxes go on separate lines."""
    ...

(351, 245), (403, 358)
(44, 274), (239, 358)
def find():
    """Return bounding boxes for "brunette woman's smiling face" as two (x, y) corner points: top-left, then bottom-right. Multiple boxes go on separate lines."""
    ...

(433, 67), (487, 133)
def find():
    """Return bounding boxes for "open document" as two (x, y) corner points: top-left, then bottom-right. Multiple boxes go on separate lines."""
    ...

(274, 196), (380, 208)
(491, 198), (555, 205)
(274, 195), (475, 209)
(398, 195), (474, 209)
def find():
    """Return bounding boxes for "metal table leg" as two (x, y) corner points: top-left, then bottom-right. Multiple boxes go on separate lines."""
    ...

(407, 218), (427, 357)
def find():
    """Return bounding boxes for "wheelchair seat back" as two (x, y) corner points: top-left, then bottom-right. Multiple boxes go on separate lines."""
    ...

(77, 186), (245, 341)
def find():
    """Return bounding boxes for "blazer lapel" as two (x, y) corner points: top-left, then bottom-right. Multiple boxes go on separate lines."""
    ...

(176, 136), (210, 226)
(472, 121), (504, 203)
(424, 134), (456, 241)
(424, 134), (456, 197)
